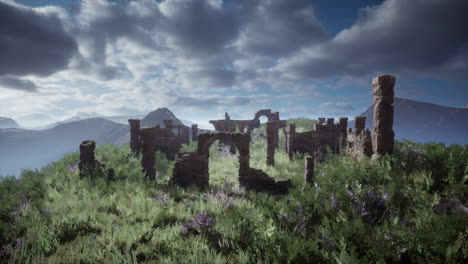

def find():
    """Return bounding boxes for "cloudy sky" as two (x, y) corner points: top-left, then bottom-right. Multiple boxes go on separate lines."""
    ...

(1, 0), (467, 128)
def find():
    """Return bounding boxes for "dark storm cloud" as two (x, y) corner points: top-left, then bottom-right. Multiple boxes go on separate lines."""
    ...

(162, 0), (239, 56)
(0, 76), (37, 92)
(0, 2), (77, 76)
(276, 0), (468, 79)
(236, 0), (328, 57)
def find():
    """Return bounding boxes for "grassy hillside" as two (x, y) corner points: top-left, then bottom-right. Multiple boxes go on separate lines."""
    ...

(0, 119), (467, 263)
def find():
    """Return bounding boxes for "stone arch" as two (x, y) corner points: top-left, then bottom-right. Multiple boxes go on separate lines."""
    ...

(171, 132), (290, 194)
(253, 109), (275, 121)
(197, 132), (250, 156)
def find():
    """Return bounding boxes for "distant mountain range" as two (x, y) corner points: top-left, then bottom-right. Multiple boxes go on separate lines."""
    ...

(349, 97), (468, 145)
(0, 108), (190, 177)
(0, 117), (19, 129)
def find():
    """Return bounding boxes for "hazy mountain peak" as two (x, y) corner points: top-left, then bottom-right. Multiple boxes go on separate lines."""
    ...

(0, 117), (20, 129)
(141, 108), (185, 127)
(349, 97), (468, 145)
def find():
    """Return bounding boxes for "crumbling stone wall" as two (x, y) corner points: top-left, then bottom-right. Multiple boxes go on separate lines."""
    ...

(338, 117), (348, 152)
(138, 125), (182, 180)
(266, 121), (276, 166)
(79, 140), (101, 178)
(191, 124), (198, 141)
(171, 132), (290, 194)
(372, 74), (395, 156)
(314, 119), (338, 161)
(128, 119), (142, 156)
(347, 128), (373, 161)
(304, 157), (314, 184)
(140, 127), (158, 181)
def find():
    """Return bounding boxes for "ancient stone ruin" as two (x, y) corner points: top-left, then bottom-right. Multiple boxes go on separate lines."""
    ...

(78, 140), (110, 179)
(304, 157), (314, 184)
(79, 140), (99, 178)
(140, 127), (158, 181)
(372, 74), (395, 157)
(128, 119), (142, 156)
(79, 74), (396, 195)
(172, 132), (290, 194)
(191, 124), (198, 141)
(347, 116), (373, 160)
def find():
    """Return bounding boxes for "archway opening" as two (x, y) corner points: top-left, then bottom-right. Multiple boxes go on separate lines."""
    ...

(207, 139), (240, 190)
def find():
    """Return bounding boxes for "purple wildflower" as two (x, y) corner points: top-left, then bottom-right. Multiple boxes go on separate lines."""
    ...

(436, 199), (468, 214)
(67, 163), (79, 172)
(330, 195), (338, 210)
(220, 146), (233, 158)
(180, 211), (215, 235)
(348, 188), (388, 224)
(205, 190), (237, 208)
(14, 238), (23, 249)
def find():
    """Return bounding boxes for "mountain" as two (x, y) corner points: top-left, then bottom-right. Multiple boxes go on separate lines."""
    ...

(0, 117), (20, 129)
(45, 116), (82, 129)
(349, 97), (468, 145)
(141, 108), (185, 127)
(98, 115), (145, 124)
(0, 108), (191, 177)
(0, 118), (128, 177)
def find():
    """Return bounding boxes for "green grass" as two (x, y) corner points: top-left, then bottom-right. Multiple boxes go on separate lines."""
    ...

(1, 119), (467, 263)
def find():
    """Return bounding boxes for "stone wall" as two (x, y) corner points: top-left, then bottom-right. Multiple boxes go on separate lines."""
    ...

(171, 132), (290, 194)
(347, 128), (373, 161)
(128, 119), (142, 156)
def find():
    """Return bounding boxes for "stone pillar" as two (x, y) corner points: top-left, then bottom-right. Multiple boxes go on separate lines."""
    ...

(79, 140), (97, 178)
(339, 118), (348, 133)
(191, 124), (198, 141)
(163, 120), (173, 129)
(286, 124), (296, 160)
(238, 155), (250, 176)
(266, 122), (275, 166)
(183, 126), (190, 144)
(225, 112), (230, 120)
(372, 74), (395, 156)
(107, 168), (115, 181)
(140, 127), (157, 181)
(326, 118), (334, 126)
(318, 118), (326, 124)
(354, 116), (366, 135)
(128, 119), (142, 156)
(304, 157), (314, 184)
(274, 112), (280, 121)
(339, 117), (348, 151)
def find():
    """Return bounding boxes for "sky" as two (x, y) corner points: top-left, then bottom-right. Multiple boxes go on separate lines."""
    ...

(0, 0), (467, 129)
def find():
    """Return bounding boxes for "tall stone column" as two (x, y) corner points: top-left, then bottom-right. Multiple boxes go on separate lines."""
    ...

(182, 126), (190, 144)
(372, 74), (395, 155)
(326, 118), (334, 126)
(286, 124), (296, 160)
(225, 112), (230, 120)
(79, 140), (97, 178)
(266, 122), (275, 166)
(128, 119), (142, 156)
(140, 127), (157, 181)
(339, 117), (348, 152)
(304, 157), (314, 184)
(354, 116), (366, 135)
(191, 124), (198, 141)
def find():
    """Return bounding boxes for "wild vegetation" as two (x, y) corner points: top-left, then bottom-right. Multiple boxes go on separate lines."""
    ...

(0, 118), (467, 263)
